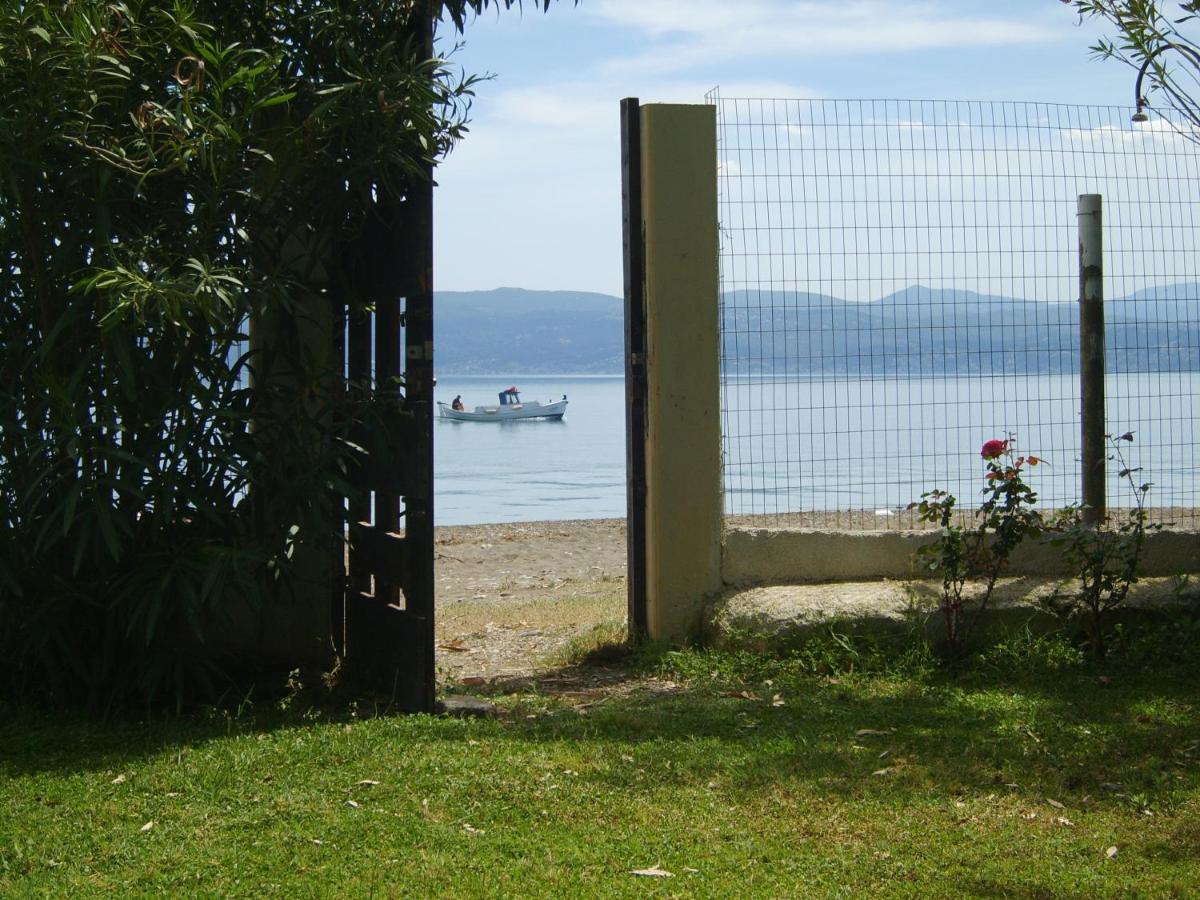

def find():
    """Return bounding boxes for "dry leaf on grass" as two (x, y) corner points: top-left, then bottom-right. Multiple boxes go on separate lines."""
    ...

(1055, 816), (1074, 827)
(439, 639), (473, 653)
(1106, 846), (1119, 859)
(872, 768), (893, 776)
(771, 694), (786, 707)
(1047, 799), (1065, 809)
(139, 821), (154, 833)
(631, 865), (673, 878)
(856, 728), (895, 737)
(720, 690), (760, 701)
(355, 779), (381, 787)
(345, 800), (360, 809)
(462, 823), (485, 835)
(111, 774), (127, 785)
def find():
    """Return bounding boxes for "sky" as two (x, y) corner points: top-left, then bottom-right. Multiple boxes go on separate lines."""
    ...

(432, 0), (1139, 297)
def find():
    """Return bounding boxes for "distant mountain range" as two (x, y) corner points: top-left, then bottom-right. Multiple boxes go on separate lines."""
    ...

(434, 285), (1200, 375)
(435, 288), (624, 374)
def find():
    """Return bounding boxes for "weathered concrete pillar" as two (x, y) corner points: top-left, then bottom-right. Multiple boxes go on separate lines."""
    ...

(641, 103), (723, 642)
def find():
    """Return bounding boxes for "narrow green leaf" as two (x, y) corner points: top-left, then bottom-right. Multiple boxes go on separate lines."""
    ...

(254, 91), (297, 109)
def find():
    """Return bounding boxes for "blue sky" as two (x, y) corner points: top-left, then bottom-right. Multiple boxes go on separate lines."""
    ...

(433, 0), (1137, 296)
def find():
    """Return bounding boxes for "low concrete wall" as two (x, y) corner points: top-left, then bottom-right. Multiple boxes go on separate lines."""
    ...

(722, 527), (1200, 586)
(707, 576), (1197, 650)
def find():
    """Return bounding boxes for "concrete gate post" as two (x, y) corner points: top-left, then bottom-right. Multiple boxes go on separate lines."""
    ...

(640, 103), (723, 643)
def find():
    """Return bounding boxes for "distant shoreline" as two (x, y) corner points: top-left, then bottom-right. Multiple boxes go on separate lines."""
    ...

(436, 372), (624, 378)
(433, 285), (1200, 376)
(436, 370), (1200, 378)
(435, 508), (1199, 533)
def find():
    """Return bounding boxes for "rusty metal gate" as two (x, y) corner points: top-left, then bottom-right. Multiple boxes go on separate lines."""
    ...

(621, 97), (648, 641)
(333, 8), (436, 712)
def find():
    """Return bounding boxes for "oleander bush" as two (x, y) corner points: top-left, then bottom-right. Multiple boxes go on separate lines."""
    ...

(0, 0), (559, 709)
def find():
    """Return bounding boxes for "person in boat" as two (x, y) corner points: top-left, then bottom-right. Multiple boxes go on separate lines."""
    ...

(451, 395), (464, 411)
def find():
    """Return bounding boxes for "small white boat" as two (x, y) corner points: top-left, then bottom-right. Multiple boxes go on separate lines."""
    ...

(438, 387), (568, 422)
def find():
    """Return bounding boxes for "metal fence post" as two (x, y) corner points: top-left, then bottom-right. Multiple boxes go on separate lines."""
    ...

(620, 97), (648, 643)
(1078, 194), (1105, 524)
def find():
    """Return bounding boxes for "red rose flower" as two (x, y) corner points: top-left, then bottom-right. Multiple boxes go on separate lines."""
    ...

(981, 439), (1007, 460)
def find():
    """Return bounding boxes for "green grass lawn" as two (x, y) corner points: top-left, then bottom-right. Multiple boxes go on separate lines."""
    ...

(2, 625), (1198, 898)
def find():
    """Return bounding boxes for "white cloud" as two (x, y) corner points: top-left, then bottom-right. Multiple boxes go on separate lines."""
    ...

(436, 73), (821, 295)
(586, 0), (1064, 76)
(478, 79), (821, 129)
(433, 0), (1136, 294)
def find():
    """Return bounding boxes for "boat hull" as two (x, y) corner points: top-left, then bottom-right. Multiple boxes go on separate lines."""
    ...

(437, 400), (567, 422)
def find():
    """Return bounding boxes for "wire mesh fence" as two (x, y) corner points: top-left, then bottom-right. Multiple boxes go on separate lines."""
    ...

(708, 92), (1200, 530)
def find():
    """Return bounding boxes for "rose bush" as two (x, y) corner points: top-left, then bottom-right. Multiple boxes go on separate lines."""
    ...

(981, 438), (1008, 460)
(911, 436), (1044, 657)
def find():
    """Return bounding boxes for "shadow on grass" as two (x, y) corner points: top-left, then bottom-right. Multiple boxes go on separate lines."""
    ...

(568, 678), (1187, 798)
(483, 624), (1200, 806)
(2, 623), (1197, 815)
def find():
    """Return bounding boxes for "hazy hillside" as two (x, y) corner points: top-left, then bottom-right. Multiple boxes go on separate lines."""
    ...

(433, 284), (1200, 375)
(435, 288), (623, 374)
(721, 283), (1200, 375)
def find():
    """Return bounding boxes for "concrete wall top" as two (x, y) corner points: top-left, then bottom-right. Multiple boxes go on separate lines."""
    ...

(722, 526), (1200, 586)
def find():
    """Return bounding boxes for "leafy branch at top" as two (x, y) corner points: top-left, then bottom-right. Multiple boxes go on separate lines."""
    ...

(1065, 1), (1200, 135)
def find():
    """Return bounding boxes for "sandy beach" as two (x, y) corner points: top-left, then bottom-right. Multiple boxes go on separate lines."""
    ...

(435, 518), (627, 604)
(430, 509), (1197, 684)
(433, 518), (627, 683)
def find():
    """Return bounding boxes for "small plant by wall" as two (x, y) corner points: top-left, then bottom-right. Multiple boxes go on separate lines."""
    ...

(1042, 433), (1163, 659)
(906, 432), (1184, 661)
(909, 437), (1044, 656)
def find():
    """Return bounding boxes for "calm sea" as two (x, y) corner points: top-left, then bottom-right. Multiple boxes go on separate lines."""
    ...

(434, 373), (1199, 526)
(435, 376), (627, 526)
